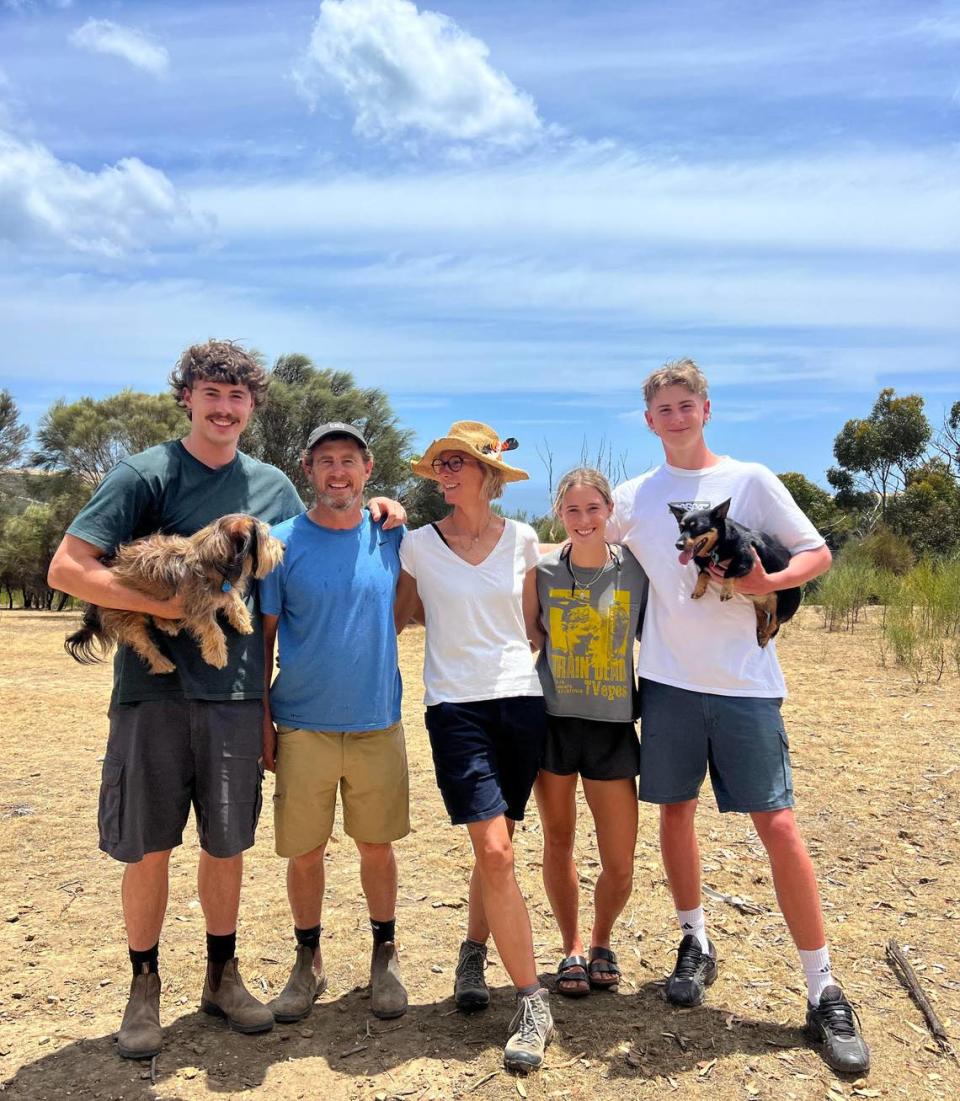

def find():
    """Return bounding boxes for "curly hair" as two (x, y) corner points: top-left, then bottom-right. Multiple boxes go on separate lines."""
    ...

(169, 340), (269, 416)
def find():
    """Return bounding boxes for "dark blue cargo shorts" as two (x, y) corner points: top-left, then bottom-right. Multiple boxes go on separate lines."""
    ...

(638, 678), (794, 813)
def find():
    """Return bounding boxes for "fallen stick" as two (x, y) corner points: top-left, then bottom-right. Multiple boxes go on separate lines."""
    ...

(467, 1070), (500, 1091)
(703, 885), (767, 915)
(885, 939), (955, 1057)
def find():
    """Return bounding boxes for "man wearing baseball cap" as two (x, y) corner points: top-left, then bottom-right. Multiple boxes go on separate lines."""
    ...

(259, 423), (410, 1022)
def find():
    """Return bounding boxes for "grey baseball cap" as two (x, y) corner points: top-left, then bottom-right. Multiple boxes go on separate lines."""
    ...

(305, 421), (369, 451)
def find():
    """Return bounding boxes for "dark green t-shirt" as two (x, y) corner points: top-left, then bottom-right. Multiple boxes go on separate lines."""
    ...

(67, 441), (304, 705)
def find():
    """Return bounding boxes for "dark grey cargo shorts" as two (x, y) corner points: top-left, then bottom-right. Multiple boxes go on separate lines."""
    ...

(98, 698), (264, 863)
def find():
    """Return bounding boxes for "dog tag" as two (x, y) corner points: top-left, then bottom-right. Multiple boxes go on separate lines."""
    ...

(221, 581), (232, 593)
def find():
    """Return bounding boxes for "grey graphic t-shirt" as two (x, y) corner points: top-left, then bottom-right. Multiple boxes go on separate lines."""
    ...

(535, 544), (648, 721)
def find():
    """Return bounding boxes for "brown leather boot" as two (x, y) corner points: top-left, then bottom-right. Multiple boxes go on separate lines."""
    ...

(370, 941), (408, 1020)
(200, 958), (274, 1034)
(269, 944), (328, 1023)
(117, 964), (162, 1059)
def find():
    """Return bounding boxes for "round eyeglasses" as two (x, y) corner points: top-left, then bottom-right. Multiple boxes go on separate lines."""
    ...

(431, 456), (472, 474)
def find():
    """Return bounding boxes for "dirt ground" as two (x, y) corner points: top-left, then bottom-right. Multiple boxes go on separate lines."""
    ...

(1, 608), (958, 1101)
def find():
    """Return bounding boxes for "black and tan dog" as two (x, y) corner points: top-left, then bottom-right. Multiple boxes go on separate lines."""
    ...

(65, 514), (284, 675)
(669, 499), (802, 648)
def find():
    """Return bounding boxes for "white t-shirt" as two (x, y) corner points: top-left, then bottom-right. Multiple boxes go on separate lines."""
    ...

(399, 519), (543, 707)
(609, 457), (825, 699)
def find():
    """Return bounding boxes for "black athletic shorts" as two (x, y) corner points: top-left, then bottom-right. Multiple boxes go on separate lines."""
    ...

(98, 698), (264, 863)
(542, 714), (641, 782)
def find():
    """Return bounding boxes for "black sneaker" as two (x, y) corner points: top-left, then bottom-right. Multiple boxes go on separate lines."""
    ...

(665, 934), (718, 1006)
(805, 986), (870, 1074)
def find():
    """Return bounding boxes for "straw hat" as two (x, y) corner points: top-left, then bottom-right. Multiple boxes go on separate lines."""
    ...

(412, 421), (528, 482)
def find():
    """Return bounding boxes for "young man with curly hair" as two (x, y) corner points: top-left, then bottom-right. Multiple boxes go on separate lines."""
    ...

(48, 341), (403, 1060)
(608, 359), (870, 1075)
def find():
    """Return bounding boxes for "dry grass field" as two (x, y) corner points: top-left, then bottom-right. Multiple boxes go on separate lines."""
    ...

(1, 608), (958, 1101)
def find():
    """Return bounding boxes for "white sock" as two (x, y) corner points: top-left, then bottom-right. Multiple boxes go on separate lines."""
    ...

(799, 946), (833, 1005)
(676, 906), (709, 953)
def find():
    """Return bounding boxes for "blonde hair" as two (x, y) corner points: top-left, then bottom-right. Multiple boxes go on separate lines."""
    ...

(480, 464), (506, 501)
(552, 467), (613, 517)
(643, 358), (708, 405)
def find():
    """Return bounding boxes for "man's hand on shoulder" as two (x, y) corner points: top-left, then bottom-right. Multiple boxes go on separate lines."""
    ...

(368, 496), (407, 530)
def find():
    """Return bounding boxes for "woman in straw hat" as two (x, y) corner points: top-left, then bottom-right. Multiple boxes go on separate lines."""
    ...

(396, 421), (553, 1074)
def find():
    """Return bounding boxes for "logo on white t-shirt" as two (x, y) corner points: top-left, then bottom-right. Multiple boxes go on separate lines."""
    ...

(669, 500), (712, 513)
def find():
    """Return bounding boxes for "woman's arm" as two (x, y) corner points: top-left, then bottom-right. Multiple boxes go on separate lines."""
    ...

(522, 567), (545, 652)
(394, 570), (424, 634)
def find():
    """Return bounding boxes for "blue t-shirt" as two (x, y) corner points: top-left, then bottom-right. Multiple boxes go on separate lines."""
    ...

(259, 510), (403, 732)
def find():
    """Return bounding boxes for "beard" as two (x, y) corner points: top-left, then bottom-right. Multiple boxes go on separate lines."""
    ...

(317, 488), (362, 511)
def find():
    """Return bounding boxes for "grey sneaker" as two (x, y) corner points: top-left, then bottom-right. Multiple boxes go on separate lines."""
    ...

(503, 989), (554, 1073)
(454, 939), (489, 1012)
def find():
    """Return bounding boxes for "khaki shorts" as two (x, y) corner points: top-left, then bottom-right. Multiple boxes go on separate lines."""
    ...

(273, 721), (410, 857)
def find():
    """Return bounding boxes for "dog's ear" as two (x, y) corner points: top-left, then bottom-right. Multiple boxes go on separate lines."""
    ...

(711, 498), (731, 521)
(221, 518), (254, 583)
(668, 503), (687, 526)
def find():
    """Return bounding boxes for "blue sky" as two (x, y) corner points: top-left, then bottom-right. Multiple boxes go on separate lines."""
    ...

(1, 0), (957, 514)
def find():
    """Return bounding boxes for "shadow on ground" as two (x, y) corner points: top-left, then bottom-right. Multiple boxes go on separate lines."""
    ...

(4, 976), (819, 1099)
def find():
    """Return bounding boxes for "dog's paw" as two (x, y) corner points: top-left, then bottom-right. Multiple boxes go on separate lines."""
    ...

(147, 658), (176, 675)
(719, 590), (733, 602)
(691, 589), (705, 600)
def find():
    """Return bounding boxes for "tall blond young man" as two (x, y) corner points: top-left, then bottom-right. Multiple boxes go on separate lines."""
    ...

(608, 359), (870, 1075)
(260, 423), (409, 1024)
(48, 345), (404, 1060)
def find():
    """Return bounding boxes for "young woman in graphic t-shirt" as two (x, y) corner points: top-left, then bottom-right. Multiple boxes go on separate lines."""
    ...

(396, 421), (553, 1075)
(524, 468), (647, 998)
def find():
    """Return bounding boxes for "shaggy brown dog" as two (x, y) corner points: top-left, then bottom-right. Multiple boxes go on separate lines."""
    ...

(64, 514), (284, 675)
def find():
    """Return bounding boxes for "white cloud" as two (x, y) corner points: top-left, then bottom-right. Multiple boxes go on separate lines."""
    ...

(0, 130), (207, 255)
(191, 146), (960, 254)
(70, 19), (169, 76)
(296, 0), (541, 148)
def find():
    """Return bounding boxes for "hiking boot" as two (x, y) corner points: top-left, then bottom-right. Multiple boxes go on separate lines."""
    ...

(665, 934), (718, 1007)
(805, 985), (871, 1074)
(270, 944), (327, 1023)
(200, 958), (274, 1034)
(503, 989), (554, 1073)
(454, 939), (489, 1012)
(117, 965), (162, 1059)
(370, 941), (408, 1020)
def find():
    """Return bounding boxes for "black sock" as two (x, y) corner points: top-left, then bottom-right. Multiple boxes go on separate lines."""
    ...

(370, 918), (396, 946)
(129, 943), (159, 977)
(206, 931), (236, 965)
(295, 924), (321, 951)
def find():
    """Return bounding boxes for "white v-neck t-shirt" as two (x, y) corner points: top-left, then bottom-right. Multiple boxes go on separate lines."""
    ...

(399, 519), (543, 706)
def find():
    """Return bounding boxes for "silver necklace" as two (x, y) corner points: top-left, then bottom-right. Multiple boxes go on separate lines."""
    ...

(566, 544), (612, 592)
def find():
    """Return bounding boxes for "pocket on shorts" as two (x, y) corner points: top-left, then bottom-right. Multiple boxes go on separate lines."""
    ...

(98, 753), (124, 847)
(777, 726), (794, 799)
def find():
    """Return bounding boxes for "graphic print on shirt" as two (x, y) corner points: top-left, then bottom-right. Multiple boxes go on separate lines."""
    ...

(548, 588), (631, 703)
(668, 500), (712, 514)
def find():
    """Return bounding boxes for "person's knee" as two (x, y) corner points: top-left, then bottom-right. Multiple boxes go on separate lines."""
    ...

(476, 837), (515, 880)
(602, 859), (634, 896)
(660, 799), (697, 829)
(356, 840), (394, 867)
(753, 810), (805, 856)
(290, 845), (327, 873)
(543, 826), (576, 857)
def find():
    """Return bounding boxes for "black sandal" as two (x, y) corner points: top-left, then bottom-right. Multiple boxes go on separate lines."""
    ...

(555, 954), (590, 998)
(588, 947), (621, 990)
